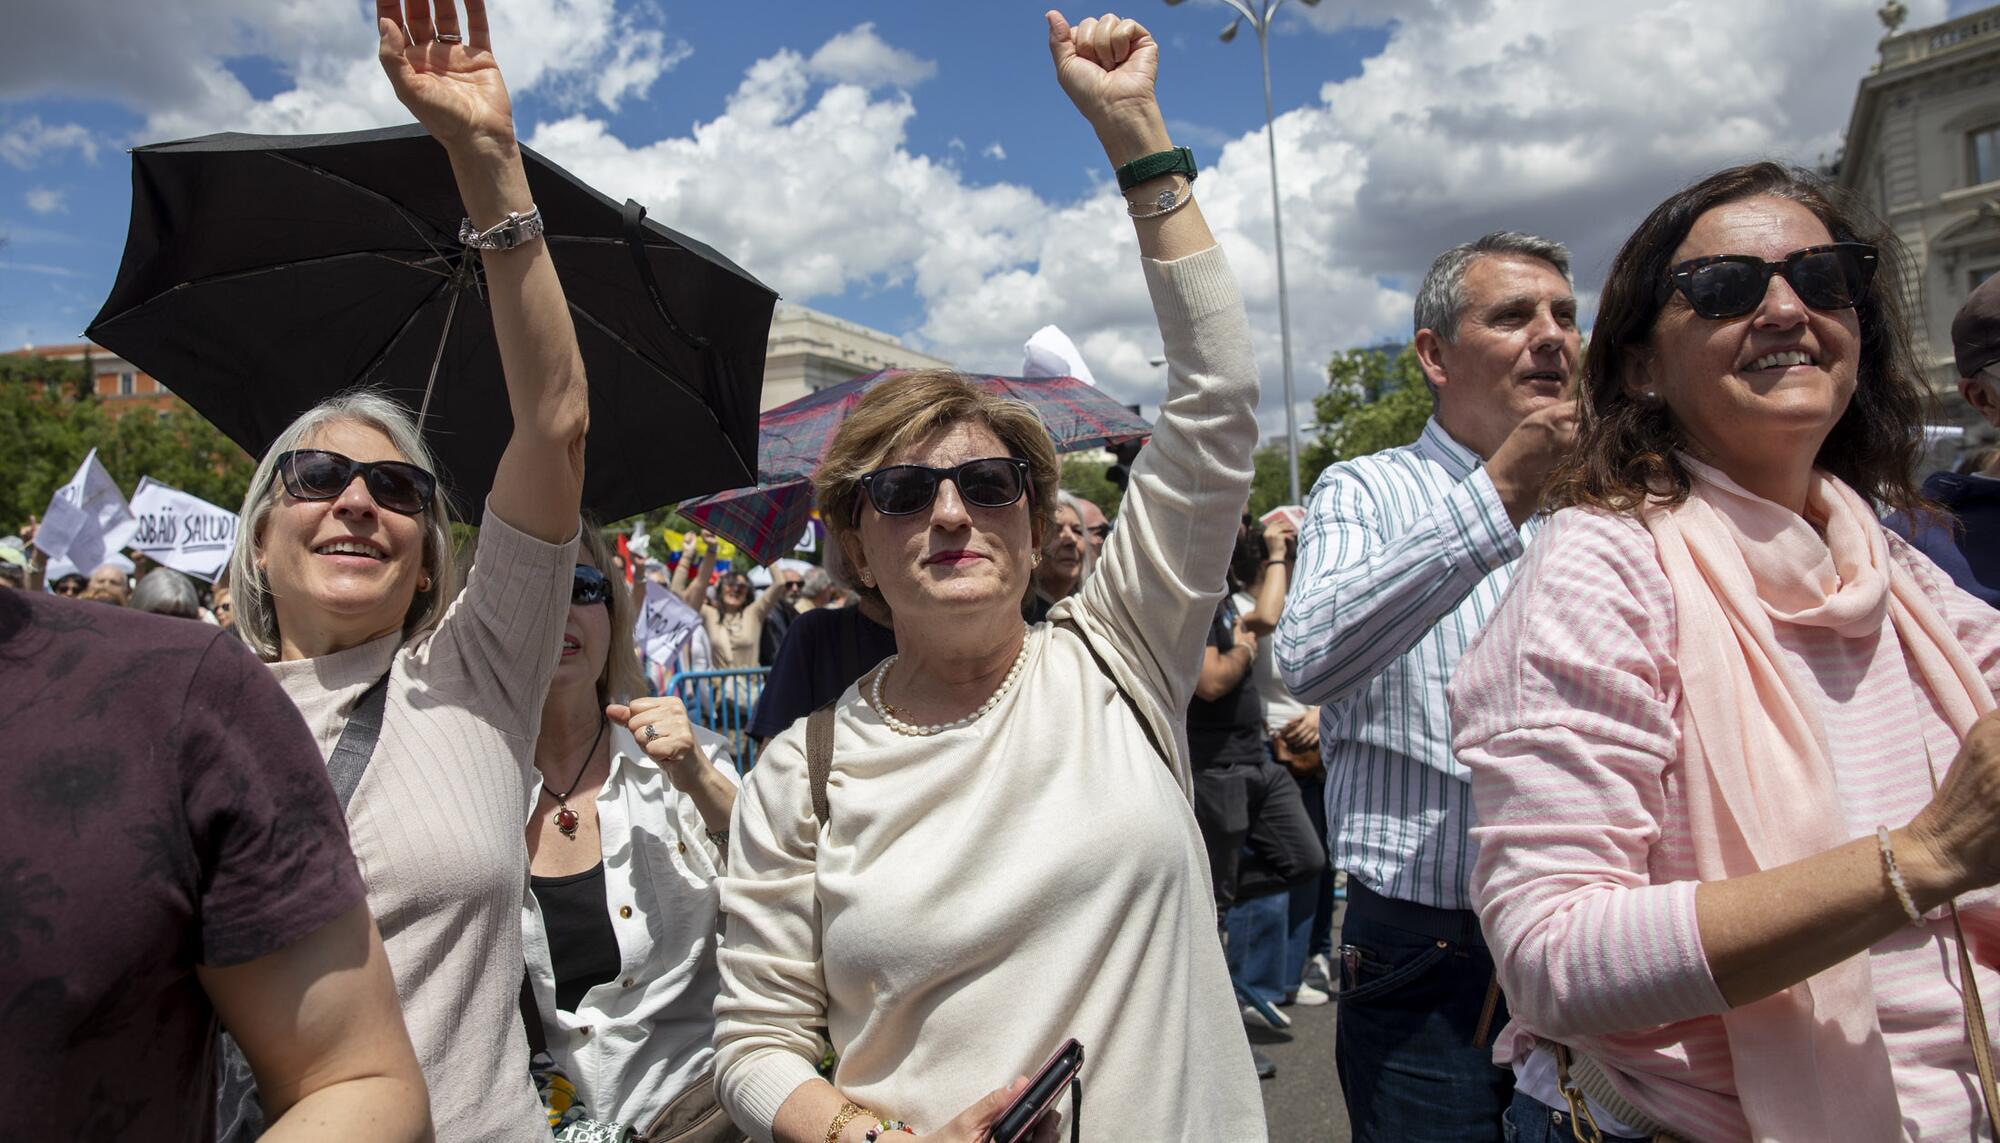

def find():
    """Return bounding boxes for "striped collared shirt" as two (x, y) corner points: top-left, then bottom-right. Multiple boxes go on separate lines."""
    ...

(1275, 417), (1538, 910)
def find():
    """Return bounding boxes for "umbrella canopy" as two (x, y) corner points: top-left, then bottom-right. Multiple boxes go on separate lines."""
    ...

(87, 124), (775, 521)
(680, 370), (1149, 566)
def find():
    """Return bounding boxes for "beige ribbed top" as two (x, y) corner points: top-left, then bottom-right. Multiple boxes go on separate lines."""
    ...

(270, 505), (576, 1143)
(713, 247), (1268, 1141)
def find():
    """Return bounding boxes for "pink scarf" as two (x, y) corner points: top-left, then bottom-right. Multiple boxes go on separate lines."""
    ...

(1643, 457), (1992, 1142)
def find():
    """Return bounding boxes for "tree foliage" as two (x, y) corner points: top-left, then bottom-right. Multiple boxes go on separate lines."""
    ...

(0, 355), (256, 530)
(1301, 345), (1432, 477)
(1059, 454), (1124, 519)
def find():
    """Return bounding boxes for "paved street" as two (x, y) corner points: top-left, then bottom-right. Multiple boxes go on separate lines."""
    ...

(1256, 897), (1350, 1142)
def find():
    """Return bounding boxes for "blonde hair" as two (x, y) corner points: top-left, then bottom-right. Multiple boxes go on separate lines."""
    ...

(228, 391), (459, 661)
(577, 520), (647, 707)
(814, 371), (1060, 607)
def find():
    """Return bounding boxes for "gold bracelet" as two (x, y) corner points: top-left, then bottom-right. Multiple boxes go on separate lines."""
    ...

(825, 1101), (871, 1143)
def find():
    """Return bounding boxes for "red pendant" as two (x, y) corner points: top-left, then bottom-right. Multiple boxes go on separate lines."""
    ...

(555, 805), (580, 839)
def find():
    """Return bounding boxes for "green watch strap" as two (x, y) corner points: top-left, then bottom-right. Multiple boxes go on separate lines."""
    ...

(1115, 146), (1198, 192)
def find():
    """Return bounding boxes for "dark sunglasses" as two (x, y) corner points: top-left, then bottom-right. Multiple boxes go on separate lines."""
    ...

(51, 576), (87, 597)
(572, 565), (613, 608)
(276, 449), (438, 516)
(1087, 523), (1112, 541)
(853, 457), (1032, 523)
(1664, 242), (1878, 321)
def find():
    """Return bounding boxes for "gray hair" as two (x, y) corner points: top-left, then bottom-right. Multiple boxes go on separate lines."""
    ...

(1054, 490), (1085, 521)
(130, 568), (202, 619)
(227, 390), (460, 661)
(800, 566), (834, 599)
(1414, 231), (1573, 343)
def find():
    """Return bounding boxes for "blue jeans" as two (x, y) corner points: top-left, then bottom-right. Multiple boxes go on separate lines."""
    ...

(1335, 881), (1513, 1143)
(1501, 1090), (1652, 1143)
(1226, 890), (1294, 1005)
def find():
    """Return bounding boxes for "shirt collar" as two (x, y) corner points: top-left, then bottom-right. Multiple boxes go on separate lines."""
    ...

(1415, 417), (1482, 481)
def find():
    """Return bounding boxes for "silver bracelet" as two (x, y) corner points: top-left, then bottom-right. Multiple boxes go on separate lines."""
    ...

(1877, 825), (1926, 928)
(1127, 180), (1193, 220)
(457, 205), (545, 251)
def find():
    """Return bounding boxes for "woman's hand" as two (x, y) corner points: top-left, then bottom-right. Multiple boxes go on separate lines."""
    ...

(376, 0), (516, 156)
(1280, 707), (1320, 754)
(1903, 709), (2000, 902)
(608, 697), (705, 788)
(1046, 11), (1170, 166)
(900, 1077), (1063, 1143)
(1262, 520), (1295, 560)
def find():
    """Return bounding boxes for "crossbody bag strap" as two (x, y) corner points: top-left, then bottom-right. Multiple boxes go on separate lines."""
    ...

(806, 700), (836, 824)
(1052, 616), (1170, 770)
(1921, 737), (2000, 1129)
(326, 672), (391, 812)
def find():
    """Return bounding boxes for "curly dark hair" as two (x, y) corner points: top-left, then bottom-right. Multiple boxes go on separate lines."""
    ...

(1545, 161), (1933, 518)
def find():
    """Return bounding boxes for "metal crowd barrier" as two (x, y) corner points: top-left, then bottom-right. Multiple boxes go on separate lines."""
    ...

(666, 667), (770, 774)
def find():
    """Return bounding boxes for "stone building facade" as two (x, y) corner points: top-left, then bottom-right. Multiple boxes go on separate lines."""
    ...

(1836, 3), (2000, 461)
(760, 302), (953, 411)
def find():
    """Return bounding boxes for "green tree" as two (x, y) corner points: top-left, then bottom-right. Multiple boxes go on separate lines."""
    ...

(1247, 442), (1305, 519)
(1060, 454), (1124, 518)
(0, 355), (256, 530)
(1301, 344), (1432, 475)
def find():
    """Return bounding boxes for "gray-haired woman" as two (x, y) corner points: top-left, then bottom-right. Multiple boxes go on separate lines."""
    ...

(222, 3), (588, 1138)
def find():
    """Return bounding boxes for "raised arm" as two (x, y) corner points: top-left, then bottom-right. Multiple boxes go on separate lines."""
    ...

(377, 0), (586, 544)
(1046, 11), (1259, 719)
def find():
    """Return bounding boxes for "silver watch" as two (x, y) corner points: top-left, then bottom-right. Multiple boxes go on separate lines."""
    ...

(457, 206), (545, 251)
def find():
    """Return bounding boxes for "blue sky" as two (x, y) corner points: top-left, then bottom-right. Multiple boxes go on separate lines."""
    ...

(0, 0), (1972, 429)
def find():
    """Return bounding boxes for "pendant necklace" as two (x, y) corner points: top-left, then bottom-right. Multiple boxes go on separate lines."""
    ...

(542, 717), (606, 840)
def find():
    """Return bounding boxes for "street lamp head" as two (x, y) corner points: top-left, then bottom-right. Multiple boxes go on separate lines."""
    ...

(1219, 16), (1240, 42)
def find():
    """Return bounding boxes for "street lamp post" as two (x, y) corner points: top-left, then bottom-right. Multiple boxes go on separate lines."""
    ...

(1164, 0), (1314, 504)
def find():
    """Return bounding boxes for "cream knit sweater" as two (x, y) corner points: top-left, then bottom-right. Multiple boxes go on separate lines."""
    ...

(714, 247), (1267, 1142)
(271, 506), (576, 1142)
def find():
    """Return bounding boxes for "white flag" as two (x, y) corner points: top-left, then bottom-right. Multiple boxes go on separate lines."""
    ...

(635, 581), (704, 669)
(1022, 324), (1097, 386)
(627, 518), (651, 560)
(126, 477), (240, 582)
(34, 449), (136, 574)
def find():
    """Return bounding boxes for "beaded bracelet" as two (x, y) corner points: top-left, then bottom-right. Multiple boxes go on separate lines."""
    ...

(1877, 825), (1927, 928)
(864, 1121), (915, 1141)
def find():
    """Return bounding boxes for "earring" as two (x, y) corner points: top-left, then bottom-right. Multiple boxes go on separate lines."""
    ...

(418, 576), (432, 592)
(860, 569), (875, 587)
(1033, 552), (1043, 568)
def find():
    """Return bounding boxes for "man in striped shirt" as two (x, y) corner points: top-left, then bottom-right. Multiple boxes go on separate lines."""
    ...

(1276, 231), (1580, 1142)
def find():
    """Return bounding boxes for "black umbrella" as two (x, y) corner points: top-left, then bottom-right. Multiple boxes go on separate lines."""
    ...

(86, 123), (775, 521)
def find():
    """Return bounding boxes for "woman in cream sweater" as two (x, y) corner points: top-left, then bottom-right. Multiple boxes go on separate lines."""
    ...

(712, 12), (1266, 1142)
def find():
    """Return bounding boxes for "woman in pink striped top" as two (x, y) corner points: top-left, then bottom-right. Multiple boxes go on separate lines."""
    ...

(1451, 162), (2000, 1143)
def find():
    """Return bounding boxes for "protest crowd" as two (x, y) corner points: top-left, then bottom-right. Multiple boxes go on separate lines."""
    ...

(19, 3), (2000, 1142)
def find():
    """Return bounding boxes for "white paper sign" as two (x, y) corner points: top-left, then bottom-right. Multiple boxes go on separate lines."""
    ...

(34, 448), (136, 574)
(793, 521), (816, 553)
(1022, 324), (1098, 386)
(635, 581), (704, 668)
(125, 477), (239, 582)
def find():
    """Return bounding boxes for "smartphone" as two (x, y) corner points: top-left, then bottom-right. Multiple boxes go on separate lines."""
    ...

(990, 1038), (1084, 1143)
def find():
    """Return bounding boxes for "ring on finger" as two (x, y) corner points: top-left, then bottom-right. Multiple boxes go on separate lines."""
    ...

(437, 32), (463, 42)
(642, 723), (660, 744)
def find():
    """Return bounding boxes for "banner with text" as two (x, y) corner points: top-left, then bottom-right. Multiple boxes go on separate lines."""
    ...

(636, 581), (704, 669)
(126, 478), (239, 582)
(34, 448), (136, 575)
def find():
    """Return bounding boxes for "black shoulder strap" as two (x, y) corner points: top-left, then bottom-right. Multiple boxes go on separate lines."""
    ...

(326, 673), (391, 812)
(806, 700), (836, 824)
(519, 971), (550, 1057)
(1054, 616), (1171, 769)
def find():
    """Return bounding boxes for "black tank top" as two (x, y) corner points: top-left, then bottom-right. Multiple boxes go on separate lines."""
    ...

(531, 862), (620, 1012)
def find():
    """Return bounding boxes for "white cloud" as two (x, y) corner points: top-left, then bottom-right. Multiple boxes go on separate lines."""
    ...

(24, 187), (65, 214)
(806, 22), (937, 89)
(0, 118), (97, 169)
(0, 1), (689, 141)
(983, 142), (1007, 161)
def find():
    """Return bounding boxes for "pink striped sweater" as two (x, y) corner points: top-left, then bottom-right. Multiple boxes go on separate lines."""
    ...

(1450, 506), (2000, 1141)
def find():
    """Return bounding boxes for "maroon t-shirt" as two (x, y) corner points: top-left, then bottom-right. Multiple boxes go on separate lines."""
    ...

(0, 590), (365, 1141)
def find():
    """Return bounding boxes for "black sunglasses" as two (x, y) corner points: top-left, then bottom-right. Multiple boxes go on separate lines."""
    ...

(276, 449), (438, 516)
(572, 565), (613, 608)
(51, 575), (86, 597)
(1664, 242), (1878, 321)
(853, 457), (1032, 523)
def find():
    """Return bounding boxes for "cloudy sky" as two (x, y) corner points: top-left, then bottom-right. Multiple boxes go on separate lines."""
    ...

(0, 0), (1973, 434)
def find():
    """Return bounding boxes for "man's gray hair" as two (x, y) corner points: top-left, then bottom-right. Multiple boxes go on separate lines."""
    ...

(801, 566), (833, 599)
(1414, 231), (1574, 342)
(227, 389), (460, 661)
(130, 568), (202, 619)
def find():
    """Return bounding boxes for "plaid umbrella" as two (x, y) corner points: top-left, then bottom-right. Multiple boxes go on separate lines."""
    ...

(680, 370), (1149, 566)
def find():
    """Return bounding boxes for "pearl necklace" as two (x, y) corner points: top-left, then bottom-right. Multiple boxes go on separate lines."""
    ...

(871, 628), (1031, 737)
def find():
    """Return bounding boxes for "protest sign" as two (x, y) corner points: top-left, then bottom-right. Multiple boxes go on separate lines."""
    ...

(635, 581), (703, 668)
(34, 449), (136, 574)
(125, 477), (239, 581)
